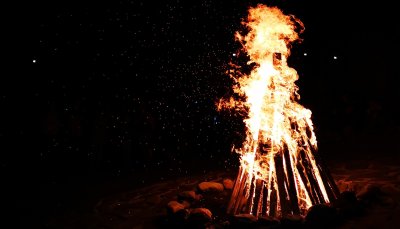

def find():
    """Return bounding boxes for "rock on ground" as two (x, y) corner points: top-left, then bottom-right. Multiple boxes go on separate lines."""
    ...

(230, 213), (257, 228)
(280, 214), (304, 227)
(188, 208), (213, 223)
(198, 181), (224, 192)
(223, 179), (234, 190)
(178, 190), (197, 202)
(306, 204), (338, 227)
(167, 201), (185, 214)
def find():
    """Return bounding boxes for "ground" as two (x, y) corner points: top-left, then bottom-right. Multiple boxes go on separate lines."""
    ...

(23, 131), (400, 229)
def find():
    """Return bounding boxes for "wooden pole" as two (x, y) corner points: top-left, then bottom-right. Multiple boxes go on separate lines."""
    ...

(283, 146), (300, 215)
(261, 182), (269, 216)
(251, 179), (265, 216)
(274, 154), (290, 216)
(269, 180), (278, 217)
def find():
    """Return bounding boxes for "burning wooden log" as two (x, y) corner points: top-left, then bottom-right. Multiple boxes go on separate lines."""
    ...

(296, 160), (318, 205)
(318, 163), (340, 201)
(283, 146), (300, 215)
(269, 183), (278, 217)
(251, 179), (264, 216)
(310, 146), (340, 200)
(227, 167), (246, 214)
(301, 150), (326, 203)
(274, 153), (291, 216)
(245, 176), (256, 213)
(261, 182), (269, 216)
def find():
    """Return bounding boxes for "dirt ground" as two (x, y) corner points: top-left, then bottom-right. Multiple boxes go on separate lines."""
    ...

(35, 155), (400, 229)
(24, 132), (400, 229)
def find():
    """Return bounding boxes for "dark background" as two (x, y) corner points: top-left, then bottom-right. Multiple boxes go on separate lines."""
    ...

(4, 0), (400, 226)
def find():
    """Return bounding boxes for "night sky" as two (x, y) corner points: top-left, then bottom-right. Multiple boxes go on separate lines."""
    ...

(4, 0), (400, 205)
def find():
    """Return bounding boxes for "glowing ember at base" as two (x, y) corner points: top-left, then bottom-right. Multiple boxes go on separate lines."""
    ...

(220, 4), (340, 218)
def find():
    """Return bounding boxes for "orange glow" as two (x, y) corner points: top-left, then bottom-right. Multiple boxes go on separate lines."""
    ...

(223, 4), (338, 217)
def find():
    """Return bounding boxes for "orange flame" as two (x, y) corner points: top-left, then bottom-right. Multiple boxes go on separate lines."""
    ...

(223, 4), (338, 217)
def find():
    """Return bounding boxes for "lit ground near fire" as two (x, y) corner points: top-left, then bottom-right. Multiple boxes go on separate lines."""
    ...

(39, 143), (400, 228)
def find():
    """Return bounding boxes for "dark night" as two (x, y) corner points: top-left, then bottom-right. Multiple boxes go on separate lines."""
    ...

(7, 0), (400, 228)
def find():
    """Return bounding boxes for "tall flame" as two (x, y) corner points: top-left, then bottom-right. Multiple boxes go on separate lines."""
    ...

(223, 4), (339, 217)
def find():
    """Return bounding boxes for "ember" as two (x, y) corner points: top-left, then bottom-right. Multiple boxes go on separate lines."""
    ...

(219, 4), (339, 218)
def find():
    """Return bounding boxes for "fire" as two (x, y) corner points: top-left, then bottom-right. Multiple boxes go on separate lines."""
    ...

(222, 4), (339, 217)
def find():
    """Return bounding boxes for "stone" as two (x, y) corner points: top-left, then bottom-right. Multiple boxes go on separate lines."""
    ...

(181, 200), (191, 209)
(178, 190), (197, 202)
(230, 214), (257, 228)
(380, 196), (396, 207)
(221, 220), (230, 227)
(335, 191), (364, 218)
(280, 214), (304, 227)
(195, 193), (203, 201)
(357, 185), (383, 204)
(335, 191), (358, 207)
(257, 216), (280, 226)
(188, 208), (213, 224)
(174, 209), (189, 221)
(223, 179), (234, 190)
(198, 181), (224, 192)
(305, 204), (338, 227)
(358, 185), (396, 208)
(234, 213), (257, 222)
(167, 201), (185, 214)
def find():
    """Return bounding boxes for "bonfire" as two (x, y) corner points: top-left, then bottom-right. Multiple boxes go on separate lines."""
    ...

(219, 4), (339, 218)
